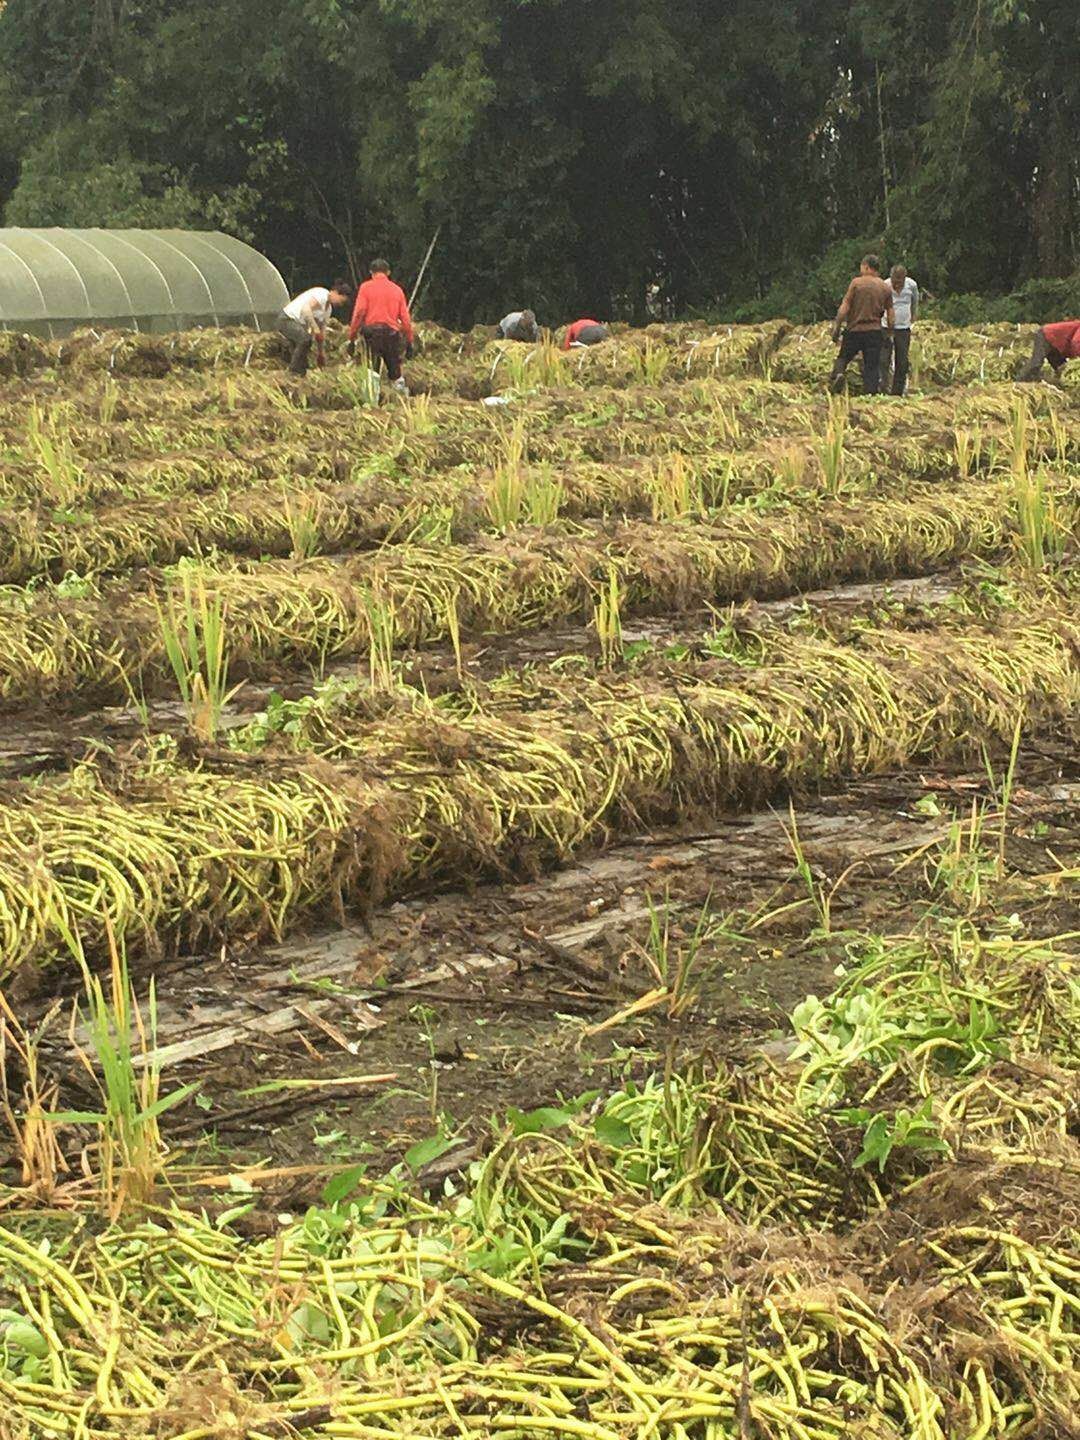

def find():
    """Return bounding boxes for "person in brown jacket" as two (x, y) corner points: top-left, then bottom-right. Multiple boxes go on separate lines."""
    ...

(829, 255), (895, 395)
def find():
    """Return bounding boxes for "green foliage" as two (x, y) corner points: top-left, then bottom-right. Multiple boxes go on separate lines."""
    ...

(839, 1098), (948, 1173)
(0, 0), (1077, 315)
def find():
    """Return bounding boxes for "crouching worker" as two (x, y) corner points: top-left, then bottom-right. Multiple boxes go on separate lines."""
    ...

(276, 280), (353, 376)
(348, 259), (415, 394)
(564, 318), (610, 348)
(1016, 320), (1080, 382)
(497, 309), (539, 341)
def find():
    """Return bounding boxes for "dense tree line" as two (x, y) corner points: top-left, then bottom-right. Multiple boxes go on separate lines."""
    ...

(0, 0), (1076, 325)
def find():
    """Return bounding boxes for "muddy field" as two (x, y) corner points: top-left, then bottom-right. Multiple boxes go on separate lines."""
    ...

(0, 318), (1077, 1439)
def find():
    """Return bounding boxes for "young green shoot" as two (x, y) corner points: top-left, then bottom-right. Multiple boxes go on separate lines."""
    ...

(154, 569), (241, 743)
(592, 565), (623, 668)
(648, 453), (702, 521)
(25, 403), (82, 508)
(776, 446), (809, 491)
(410, 1003), (440, 1128)
(983, 709), (1025, 879)
(928, 799), (994, 911)
(816, 397), (847, 496)
(780, 803), (859, 936)
(282, 489), (324, 560)
(52, 921), (197, 1218)
(638, 339), (672, 386)
(361, 586), (398, 691)
(522, 464), (564, 526)
(98, 377), (120, 426)
(954, 427), (982, 483)
(642, 892), (719, 1019)
(487, 416), (529, 530)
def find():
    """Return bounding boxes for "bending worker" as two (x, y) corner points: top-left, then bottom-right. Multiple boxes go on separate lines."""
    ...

(829, 255), (894, 395)
(1016, 319), (1080, 382)
(564, 318), (610, 348)
(497, 309), (539, 342)
(276, 279), (353, 377)
(348, 259), (415, 394)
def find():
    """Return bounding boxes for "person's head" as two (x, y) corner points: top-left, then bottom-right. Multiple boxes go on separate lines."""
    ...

(521, 309), (536, 325)
(370, 258), (391, 276)
(859, 254), (882, 276)
(329, 278), (354, 307)
(890, 264), (907, 288)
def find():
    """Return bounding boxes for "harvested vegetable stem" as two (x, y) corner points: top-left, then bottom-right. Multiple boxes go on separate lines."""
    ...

(0, 596), (1075, 975)
(1, 474), (1075, 711)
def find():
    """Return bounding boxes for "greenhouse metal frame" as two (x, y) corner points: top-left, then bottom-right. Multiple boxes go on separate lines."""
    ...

(0, 227), (289, 338)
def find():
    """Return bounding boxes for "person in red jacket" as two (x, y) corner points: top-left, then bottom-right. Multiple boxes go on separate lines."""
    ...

(563, 318), (610, 349)
(348, 259), (415, 393)
(1017, 320), (1080, 382)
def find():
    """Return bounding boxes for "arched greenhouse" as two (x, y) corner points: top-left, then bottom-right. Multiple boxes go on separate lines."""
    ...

(0, 228), (288, 338)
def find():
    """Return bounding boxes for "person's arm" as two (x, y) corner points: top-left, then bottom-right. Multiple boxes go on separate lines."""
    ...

(832, 284), (854, 340)
(909, 282), (919, 325)
(300, 296), (325, 336)
(348, 287), (367, 342)
(885, 294), (895, 331)
(397, 286), (415, 345)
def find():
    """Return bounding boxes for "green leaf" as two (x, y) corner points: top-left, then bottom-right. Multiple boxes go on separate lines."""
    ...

(507, 1105), (576, 1135)
(594, 1114), (634, 1148)
(142, 1081), (200, 1121)
(321, 1163), (369, 1205)
(854, 1114), (893, 1172)
(0, 1321), (49, 1358)
(286, 1302), (331, 1346)
(404, 1134), (456, 1171)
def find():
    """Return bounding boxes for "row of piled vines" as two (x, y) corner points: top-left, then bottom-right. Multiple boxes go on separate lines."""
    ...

(0, 419), (1041, 583)
(1, 581), (1075, 974)
(1, 475), (1073, 709)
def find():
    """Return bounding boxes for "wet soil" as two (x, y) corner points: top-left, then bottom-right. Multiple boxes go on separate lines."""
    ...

(23, 746), (1075, 1218)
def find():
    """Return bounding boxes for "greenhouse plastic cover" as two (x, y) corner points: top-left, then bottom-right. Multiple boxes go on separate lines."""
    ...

(0, 228), (289, 337)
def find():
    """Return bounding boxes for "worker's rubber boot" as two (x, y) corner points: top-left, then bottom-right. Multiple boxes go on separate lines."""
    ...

(393, 377), (409, 396)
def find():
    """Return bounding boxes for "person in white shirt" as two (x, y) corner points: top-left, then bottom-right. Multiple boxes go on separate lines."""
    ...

(882, 266), (919, 396)
(497, 309), (539, 342)
(276, 279), (353, 376)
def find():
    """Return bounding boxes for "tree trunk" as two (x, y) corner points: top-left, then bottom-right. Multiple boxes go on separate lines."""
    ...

(1033, 109), (1074, 277)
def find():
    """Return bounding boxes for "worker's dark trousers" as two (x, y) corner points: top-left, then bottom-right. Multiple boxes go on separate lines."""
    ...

(362, 325), (404, 382)
(573, 324), (610, 346)
(882, 328), (912, 396)
(1017, 328), (1066, 382)
(275, 314), (313, 376)
(829, 329), (884, 395)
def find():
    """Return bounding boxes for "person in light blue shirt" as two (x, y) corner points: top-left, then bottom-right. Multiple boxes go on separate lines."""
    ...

(497, 310), (539, 342)
(882, 266), (919, 396)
